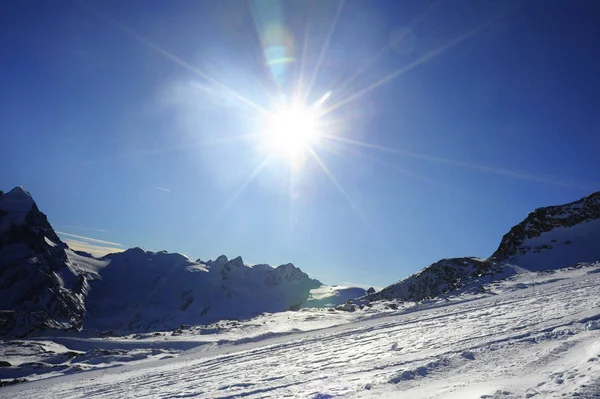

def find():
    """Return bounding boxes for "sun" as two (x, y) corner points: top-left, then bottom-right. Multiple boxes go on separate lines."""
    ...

(265, 105), (320, 159)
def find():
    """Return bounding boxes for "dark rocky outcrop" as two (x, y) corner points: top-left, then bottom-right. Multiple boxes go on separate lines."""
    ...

(0, 188), (88, 337)
(490, 191), (600, 262)
(366, 257), (497, 303)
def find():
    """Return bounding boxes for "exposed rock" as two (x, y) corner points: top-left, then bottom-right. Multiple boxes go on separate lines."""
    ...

(0, 378), (28, 387)
(335, 303), (356, 312)
(0, 188), (88, 337)
(366, 257), (497, 302)
(215, 255), (228, 264)
(490, 191), (600, 262)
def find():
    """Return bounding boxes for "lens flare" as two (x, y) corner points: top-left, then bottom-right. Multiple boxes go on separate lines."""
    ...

(266, 105), (320, 158)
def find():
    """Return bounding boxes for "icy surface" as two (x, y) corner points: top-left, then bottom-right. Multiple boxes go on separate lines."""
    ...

(2, 263), (599, 398)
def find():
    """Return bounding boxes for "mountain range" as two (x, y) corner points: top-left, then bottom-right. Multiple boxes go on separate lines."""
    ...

(1, 186), (599, 336)
(0, 187), (353, 336)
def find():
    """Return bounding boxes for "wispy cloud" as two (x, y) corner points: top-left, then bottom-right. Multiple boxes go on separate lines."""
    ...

(152, 186), (171, 192)
(62, 224), (108, 233)
(58, 230), (124, 257)
(64, 239), (124, 257)
(56, 232), (122, 247)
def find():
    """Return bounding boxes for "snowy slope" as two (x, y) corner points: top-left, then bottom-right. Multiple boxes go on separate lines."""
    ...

(499, 219), (600, 271)
(1, 262), (597, 388)
(2, 262), (599, 398)
(491, 190), (600, 270)
(83, 250), (322, 333)
(304, 285), (367, 308)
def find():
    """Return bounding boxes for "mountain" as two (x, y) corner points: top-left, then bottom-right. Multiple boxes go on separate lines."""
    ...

(0, 187), (328, 336)
(83, 250), (322, 333)
(365, 257), (498, 302)
(363, 190), (600, 304)
(490, 191), (600, 270)
(3, 186), (599, 334)
(0, 187), (88, 336)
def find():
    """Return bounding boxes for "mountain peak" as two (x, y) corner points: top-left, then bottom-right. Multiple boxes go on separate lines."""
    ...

(265, 262), (321, 288)
(0, 186), (35, 215)
(490, 190), (600, 268)
(0, 186), (38, 233)
(229, 256), (244, 267)
(6, 186), (32, 198)
(215, 255), (228, 264)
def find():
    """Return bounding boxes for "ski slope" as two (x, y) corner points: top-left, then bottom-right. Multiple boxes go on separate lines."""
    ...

(2, 264), (600, 398)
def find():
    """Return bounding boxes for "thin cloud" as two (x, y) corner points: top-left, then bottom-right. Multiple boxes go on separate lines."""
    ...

(152, 186), (171, 192)
(62, 224), (108, 233)
(64, 239), (124, 257)
(56, 232), (122, 247)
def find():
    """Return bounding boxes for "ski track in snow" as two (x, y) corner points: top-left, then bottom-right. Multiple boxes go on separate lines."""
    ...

(2, 272), (600, 398)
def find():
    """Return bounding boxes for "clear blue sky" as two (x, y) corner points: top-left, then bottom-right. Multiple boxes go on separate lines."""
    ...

(1, 0), (599, 287)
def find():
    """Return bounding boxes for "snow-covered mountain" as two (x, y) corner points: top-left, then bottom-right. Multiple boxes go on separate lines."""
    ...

(0, 187), (88, 336)
(2, 187), (600, 396)
(490, 190), (600, 270)
(83, 250), (322, 332)
(363, 190), (600, 303)
(3, 186), (599, 336)
(0, 187), (332, 336)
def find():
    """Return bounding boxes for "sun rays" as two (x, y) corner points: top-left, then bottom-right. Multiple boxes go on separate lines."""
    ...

(79, 0), (594, 240)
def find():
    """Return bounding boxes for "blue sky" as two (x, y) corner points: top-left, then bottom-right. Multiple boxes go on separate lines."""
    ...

(1, 0), (599, 287)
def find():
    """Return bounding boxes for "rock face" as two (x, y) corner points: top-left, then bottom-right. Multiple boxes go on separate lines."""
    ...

(0, 188), (87, 336)
(366, 257), (497, 302)
(489, 191), (600, 270)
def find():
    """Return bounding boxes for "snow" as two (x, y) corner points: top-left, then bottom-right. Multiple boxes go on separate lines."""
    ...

(2, 187), (599, 396)
(365, 257), (498, 303)
(304, 285), (367, 308)
(0, 339), (177, 383)
(0, 187), (35, 233)
(510, 218), (600, 271)
(2, 262), (600, 398)
(43, 237), (57, 247)
(80, 248), (322, 333)
(65, 249), (110, 275)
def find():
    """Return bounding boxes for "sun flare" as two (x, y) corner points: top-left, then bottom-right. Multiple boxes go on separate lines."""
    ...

(265, 105), (320, 158)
